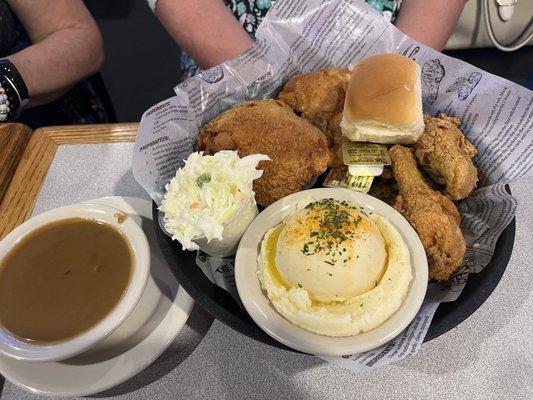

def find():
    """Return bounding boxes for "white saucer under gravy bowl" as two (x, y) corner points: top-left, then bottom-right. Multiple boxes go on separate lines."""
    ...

(0, 197), (194, 397)
(0, 203), (150, 362)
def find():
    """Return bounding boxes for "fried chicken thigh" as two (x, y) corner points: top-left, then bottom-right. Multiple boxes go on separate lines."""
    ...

(390, 145), (466, 281)
(414, 114), (478, 200)
(277, 68), (351, 146)
(197, 99), (329, 207)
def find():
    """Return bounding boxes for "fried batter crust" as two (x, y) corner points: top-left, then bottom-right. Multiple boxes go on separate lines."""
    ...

(197, 99), (329, 206)
(414, 114), (478, 200)
(277, 68), (351, 146)
(390, 145), (466, 281)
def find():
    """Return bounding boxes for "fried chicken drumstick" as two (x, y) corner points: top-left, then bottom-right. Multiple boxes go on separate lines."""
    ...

(390, 145), (466, 281)
(413, 114), (478, 200)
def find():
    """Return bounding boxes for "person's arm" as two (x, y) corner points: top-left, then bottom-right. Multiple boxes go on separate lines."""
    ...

(395, 0), (467, 51)
(155, 0), (252, 70)
(6, 0), (104, 107)
(155, 0), (465, 71)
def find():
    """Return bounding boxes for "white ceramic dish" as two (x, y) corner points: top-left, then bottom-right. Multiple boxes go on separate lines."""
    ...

(235, 188), (428, 356)
(0, 202), (150, 362)
(192, 197), (259, 257)
(0, 197), (194, 397)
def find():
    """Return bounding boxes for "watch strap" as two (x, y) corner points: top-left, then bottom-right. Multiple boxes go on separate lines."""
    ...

(0, 59), (29, 121)
(0, 59), (29, 104)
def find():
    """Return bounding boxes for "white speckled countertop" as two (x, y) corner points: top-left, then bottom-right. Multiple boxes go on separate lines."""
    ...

(2, 142), (532, 399)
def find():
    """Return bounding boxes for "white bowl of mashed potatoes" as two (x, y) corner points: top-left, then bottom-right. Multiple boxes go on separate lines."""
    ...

(235, 188), (427, 356)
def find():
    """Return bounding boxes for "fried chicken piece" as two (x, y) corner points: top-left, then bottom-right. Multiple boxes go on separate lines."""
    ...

(413, 114), (478, 200)
(197, 99), (329, 206)
(390, 145), (466, 281)
(277, 68), (351, 146)
(328, 142), (343, 168)
(368, 175), (398, 206)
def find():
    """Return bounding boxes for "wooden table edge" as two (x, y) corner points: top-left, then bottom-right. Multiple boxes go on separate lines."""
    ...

(0, 123), (139, 240)
(0, 123), (33, 204)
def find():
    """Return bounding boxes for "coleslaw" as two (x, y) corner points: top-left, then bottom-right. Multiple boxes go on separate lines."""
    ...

(160, 151), (270, 251)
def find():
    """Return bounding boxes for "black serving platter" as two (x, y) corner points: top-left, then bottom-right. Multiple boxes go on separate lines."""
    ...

(153, 189), (515, 351)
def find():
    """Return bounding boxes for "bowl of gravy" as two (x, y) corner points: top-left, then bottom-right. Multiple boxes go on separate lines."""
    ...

(0, 203), (150, 362)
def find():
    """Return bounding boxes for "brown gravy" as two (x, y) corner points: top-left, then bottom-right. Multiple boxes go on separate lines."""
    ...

(0, 218), (133, 343)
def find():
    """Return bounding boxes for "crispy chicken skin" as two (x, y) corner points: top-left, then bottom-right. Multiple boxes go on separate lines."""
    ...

(414, 114), (478, 200)
(197, 99), (329, 207)
(390, 145), (466, 281)
(277, 68), (351, 146)
(328, 143), (344, 168)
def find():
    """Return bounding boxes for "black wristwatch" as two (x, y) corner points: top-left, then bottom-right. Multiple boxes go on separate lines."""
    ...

(0, 59), (29, 122)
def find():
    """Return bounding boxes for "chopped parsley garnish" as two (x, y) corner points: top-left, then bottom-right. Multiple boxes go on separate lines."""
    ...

(196, 173), (211, 188)
(300, 198), (364, 265)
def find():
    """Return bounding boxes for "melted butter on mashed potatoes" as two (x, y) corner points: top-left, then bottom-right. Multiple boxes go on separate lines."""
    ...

(257, 198), (412, 337)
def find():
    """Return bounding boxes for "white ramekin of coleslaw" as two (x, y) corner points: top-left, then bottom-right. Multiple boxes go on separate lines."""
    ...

(160, 151), (270, 257)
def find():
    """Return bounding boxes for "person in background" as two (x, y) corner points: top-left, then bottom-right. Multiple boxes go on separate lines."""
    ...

(0, 0), (108, 128)
(151, 0), (467, 80)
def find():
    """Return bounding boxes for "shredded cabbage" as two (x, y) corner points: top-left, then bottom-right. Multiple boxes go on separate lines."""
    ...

(160, 151), (270, 250)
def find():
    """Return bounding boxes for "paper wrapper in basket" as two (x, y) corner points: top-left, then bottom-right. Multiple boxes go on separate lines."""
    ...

(132, 0), (532, 373)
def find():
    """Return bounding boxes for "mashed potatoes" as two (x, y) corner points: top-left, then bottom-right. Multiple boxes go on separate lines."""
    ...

(257, 198), (412, 337)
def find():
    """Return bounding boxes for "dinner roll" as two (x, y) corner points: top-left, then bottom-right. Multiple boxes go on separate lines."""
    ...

(340, 54), (424, 144)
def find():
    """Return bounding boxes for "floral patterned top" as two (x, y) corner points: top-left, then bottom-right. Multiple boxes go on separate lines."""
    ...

(180, 0), (402, 79)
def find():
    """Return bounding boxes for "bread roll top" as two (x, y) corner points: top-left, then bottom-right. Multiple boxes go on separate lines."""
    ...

(344, 54), (422, 130)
